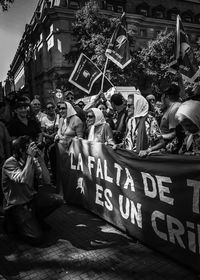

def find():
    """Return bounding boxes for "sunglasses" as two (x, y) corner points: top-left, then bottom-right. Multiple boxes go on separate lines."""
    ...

(47, 106), (54, 110)
(127, 104), (134, 108)
(65, 97), (74, 101)
(87, 114), (94, 119)
(59, 107), (67, 110)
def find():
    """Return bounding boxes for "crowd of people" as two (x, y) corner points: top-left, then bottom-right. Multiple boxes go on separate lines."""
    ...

(0, 83), (200, 245)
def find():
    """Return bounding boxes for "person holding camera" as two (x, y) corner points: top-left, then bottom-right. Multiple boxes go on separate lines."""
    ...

(2, 136), (64, 245)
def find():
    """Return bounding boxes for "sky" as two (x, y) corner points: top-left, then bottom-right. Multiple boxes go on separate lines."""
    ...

(0, 0), (39, 82)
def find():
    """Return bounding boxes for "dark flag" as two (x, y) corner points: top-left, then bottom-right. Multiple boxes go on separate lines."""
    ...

(69, 53), (102, 94)
(69, 53), (113, 94)
(169, 15), (200, 82)
(105, 13), (131, 69)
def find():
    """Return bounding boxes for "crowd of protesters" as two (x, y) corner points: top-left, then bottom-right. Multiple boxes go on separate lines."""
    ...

(0, 83), (200, 245)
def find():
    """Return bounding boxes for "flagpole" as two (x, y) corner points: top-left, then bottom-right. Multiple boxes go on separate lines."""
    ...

(101, 57), (109, 92)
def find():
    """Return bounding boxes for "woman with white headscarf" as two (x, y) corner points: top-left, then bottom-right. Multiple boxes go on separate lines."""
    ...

(176, 99), (200, 155)
(55, 101), (84, 149)
(86, 108), (115, 146)
(124, 94), (164, 156)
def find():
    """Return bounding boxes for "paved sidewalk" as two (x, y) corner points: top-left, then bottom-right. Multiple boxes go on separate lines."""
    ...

(0, 204), (199, 280)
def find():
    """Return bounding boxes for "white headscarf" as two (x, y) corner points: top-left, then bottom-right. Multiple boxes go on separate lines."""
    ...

(176, 100), (200, 130)
(65, 101), (77, 118)
(58, 102), (77, 134)
(176, 100), (200, 151)
(88, 108), (106, 141)
(133, 94), (149, 118)
(125, 94), (149, 150)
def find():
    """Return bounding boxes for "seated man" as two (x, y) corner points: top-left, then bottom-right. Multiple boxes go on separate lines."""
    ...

(2, 136), (64, 245)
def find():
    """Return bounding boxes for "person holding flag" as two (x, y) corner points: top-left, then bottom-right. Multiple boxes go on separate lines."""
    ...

(169, 14), (200, 85)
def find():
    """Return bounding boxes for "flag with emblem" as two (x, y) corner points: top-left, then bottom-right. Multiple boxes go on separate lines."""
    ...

(105, 13), (131, 69)
(69, 53), (102, 94)
(169, 15), (200, 82)
(69, 53), (113, 94)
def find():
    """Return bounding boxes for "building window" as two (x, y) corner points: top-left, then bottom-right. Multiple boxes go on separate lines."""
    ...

(182, 11), (193, 23)
(147, 28), (154, 38)
(102, 0), (106, 9)
(190, 33), (196, 42)
(107, 4), (114, 11)
(152, 5), (165, 19)
(140, 28), (147, 37)
(68, 0), (80, 9)
(116, 5), (123, 13)
(197, 36), (200, 44)
(136, 3), (150, 17)
(195, 14), (200, 24)
(167, 8), (180, 21)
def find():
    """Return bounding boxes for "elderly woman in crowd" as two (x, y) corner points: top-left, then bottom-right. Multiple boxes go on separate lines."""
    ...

(123, 94), (164, 156)
(55, 101), (84, 150)
(30, 98), (46, 123)
(86, 108), (115, 146)
(176, 99), (200, 155)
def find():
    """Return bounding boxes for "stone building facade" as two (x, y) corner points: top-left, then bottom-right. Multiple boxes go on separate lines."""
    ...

(6, 0), (200, 102)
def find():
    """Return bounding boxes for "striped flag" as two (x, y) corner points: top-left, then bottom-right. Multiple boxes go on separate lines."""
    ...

(169, 15), (200, 82)
(105, 13), (131, 69)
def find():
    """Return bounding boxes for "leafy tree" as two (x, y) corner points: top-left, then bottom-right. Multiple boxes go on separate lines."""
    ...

(138, 30), (177, 95)
(64, 0), (141, 90)
(0, 0), (14, 11)
(65, 0), (200, 96)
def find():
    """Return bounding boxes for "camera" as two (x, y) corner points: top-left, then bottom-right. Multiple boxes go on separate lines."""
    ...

(36, 142), (45, 150)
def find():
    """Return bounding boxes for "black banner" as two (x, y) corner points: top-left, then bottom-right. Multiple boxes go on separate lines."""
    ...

(58, 139), (200, 272)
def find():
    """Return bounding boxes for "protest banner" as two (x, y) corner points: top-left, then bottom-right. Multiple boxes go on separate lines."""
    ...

(58, 139), (200, 272)
(169, 15), (200, 83)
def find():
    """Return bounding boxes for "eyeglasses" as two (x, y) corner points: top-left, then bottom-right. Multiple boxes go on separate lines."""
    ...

(87, 115), (94, 119)
(47, 106), (54, 110)
(65, 97), (74, 101)
(127, 104), (134, 108)
(59, 107), (67, 110)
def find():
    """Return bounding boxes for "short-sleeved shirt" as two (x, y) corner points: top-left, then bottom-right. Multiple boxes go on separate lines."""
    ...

(160, 102), (181, 134)
(8, 116), (41, 141)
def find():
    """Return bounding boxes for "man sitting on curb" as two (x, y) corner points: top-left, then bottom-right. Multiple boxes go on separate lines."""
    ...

(2, 136), (64, 245)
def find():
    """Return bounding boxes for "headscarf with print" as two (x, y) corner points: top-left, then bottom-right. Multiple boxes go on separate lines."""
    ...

(176, 100), (200, 151)
(88, 108), (106, 141)
(59, 102), (77, 134)
(125, 94), (149, 152)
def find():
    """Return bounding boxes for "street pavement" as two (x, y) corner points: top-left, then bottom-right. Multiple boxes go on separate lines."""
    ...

(0, 204), (199, 280)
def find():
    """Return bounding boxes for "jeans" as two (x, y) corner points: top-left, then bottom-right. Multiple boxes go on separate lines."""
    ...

(4, 187), (64, 245)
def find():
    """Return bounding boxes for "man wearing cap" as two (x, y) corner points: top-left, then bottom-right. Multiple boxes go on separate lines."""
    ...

(7, 96), (43, 144)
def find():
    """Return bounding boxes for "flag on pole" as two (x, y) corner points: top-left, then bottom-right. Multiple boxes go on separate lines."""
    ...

(69, 53), (113, 94)
(169, 15), (200, 83)
(105, 13), (131, 69)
